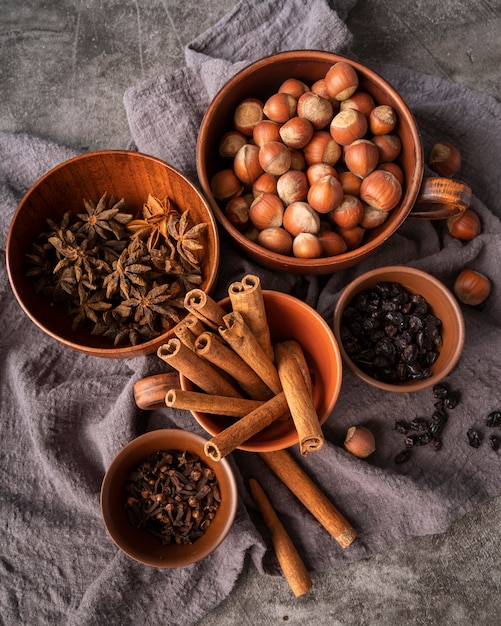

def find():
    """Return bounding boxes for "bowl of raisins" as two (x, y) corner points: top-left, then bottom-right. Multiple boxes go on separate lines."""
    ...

(332, 266), (465, 392)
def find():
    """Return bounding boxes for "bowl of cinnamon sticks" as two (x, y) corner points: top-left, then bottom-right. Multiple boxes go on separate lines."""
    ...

(149, 274), (343, 457)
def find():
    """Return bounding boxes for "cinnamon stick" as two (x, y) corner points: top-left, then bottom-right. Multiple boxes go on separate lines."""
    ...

(183, 289), (226, 330)
(157, 338), (242, 398)
(228, 274), (274, 362)
(219, 311), (282, 395)
(133, 372), (180, 410)
(275, 342), (324, 455)
(165, 389), (263, 417)
(204, 392), (289, 461)
(174, 314), (206, 350)
(249, 478), (312, 597)
(194, 331), (273, 400)
(259, 449), (356, 549)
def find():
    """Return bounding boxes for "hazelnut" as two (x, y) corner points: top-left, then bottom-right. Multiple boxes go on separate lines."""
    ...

(307, 174), (344, 214)
(253, 120), (282, 147)
(233, 98), (264, 136)
(263, 92), (297, 123)
(344, 425), (376, 458)
(288, 148), (306, 171)
(297, 92), (334, 130)
(225, 196), (250, 231)
(324, 61), (359, 101)
(292, 232), (323, 258)
(306, 163), (338, 186)
(359, 203), (390, 229)
(211, 169), (243, 201)
(338, 170), (362, 196)
(276, 170), (309, 206)
(283, 201), (321, 236)
(454, 269), (491, 306)
(279, 77), (310, 99)
(340, 91), (376, 116)
(337, 225), (365, 249)
(369, 105), (397, 135)
(279, 116), (314, 149)
(218, 131), (247, 158)
(372, 134), (402, 162)
(329, 195), (363, 229)
(344, 139), (380, 179)
(233, 143), (264, 184)
(360, 169), (402, 212)
(429, 140), (461, 177)
(318, 230), (348, 256)
(330, 108), (368, 146)
(379, 162), (404, 186)
(249, 192), (284, 230)
(253, 172), (278, 197)
(447, 208), (481, 240)
(258, 141), (292, 176)
(257, 227), (293, 255)
(303, 131), (342, 166)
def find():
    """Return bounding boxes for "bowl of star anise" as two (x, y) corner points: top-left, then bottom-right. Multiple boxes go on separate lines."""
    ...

(6, 150), (220, 358)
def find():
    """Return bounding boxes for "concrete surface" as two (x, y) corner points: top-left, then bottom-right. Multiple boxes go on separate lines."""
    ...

(2, 1), (501, 624)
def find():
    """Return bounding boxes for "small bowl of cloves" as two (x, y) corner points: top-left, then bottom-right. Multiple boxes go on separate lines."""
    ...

(100, 428), (238, 568)
(332, 265), (465, 392)
(6, 150), (220, 358)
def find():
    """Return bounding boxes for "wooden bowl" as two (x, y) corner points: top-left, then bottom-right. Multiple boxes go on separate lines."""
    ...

(181, 290), (343, 451)
(332, 266), (465, 392)
(100, 429), (237, 568)
(196, 51), (470, 275)
(6, 151), (220, 358)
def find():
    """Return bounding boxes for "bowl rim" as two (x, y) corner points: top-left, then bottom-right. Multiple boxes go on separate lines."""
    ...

(332, 265), (465, 392)
(181, 289), (343, 450)
(6, 149), (220, 358)
(100, 428), (238, 567)
(196, 49), (424, 273)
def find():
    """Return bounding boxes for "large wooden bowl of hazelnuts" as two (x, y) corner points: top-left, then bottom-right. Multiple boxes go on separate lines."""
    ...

(196, 50), (471, 275)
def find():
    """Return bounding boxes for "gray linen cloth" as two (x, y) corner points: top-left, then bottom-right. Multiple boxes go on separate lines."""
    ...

(1, 1), (501, 624)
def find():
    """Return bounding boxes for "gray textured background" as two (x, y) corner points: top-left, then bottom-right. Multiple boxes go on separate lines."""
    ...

(2, 1), (501, 624)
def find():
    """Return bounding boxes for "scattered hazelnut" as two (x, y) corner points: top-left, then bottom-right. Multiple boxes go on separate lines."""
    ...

(279, 116), (315, 149)
(318, 230), (348, 256)
(276, 170), (309, 206)
(344, 139), (379, 179)
(218, 131), (247, 158)
(211, 169), (243, 202)
(258, 141), (292, 176)
(297, 92), (334, 130)
(447, 208), (481, 240)
(253, 120), (282, 147)
(303, 131), (342, 166)
(329, 108), (368, 146)
(292, 232), (323, 258)
(454, 269), (491, 306)
(263, 92), (297, 123)
(343, 425), (376, 458)
(233, 144), (264, 185)
(249, 192), (284, 230)
(340, 91), (376, 116)
(257, 227), (293, 255)
(307, 174), (344, 214)
(283, 201), (320, 236)
(429, 140), (461, 177)
(369, 104), (397, 135)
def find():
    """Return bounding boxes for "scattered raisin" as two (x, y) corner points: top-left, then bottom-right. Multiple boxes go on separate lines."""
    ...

(485, 411), (501, 428)
(467, 429), (482, 448)
(488, 435), (500, 451)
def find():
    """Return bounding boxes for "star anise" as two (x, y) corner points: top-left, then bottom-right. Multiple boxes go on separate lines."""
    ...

(76, 192), (133, 243)
(103, 238), (152, 300)
(114, 282), (183, 331)
(69, 285), (112, 331)
(49, 227), (107, 280)
(167, 210), (207, 267)
(127, 194), (179, 251)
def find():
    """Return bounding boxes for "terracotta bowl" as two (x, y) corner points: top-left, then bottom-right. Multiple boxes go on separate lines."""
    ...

(100, 429), (237, 568)
(6, 150), (219, 358)
(181, 290), (343, 451)
(332, 266), (465, 392)
(196, 50), (471, 275)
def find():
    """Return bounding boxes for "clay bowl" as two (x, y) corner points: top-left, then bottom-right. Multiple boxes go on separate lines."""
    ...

(332, 266), (465, 392)
(6, 150), (219, 358)
(100, 428), (237, 568)
(181, 290), (343, 452)
(196, 50), (471, 275)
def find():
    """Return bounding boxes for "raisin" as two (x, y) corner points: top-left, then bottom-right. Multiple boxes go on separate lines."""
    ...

(485, 411), (501, 428)
(395, 449), (412, 464)
(467, 429), (482, 448)
(489, 435), (500, 451)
